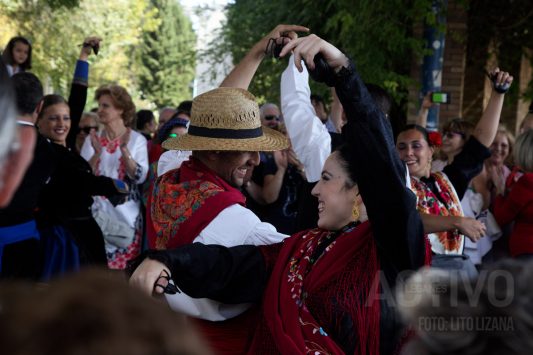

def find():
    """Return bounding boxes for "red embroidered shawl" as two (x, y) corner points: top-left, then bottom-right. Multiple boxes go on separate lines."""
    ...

(248, 221), (381, 355)
(149, 158), (245, 249)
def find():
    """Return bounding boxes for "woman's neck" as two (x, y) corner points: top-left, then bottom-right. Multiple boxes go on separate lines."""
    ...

(446, 153), (457, 165)
(104, 120), (127, 140)
(486, 159), (503, 170)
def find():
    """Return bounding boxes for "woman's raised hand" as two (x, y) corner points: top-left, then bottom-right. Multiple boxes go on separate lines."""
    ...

(80, 36), (102, 61)
(255, 24), (309, 58)
(279, 34), (349, 73)
(488, 67), (513, 94)
(220, 24), (308, 89)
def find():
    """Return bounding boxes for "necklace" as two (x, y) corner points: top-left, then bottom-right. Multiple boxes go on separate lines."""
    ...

(104, 127), (127, 141)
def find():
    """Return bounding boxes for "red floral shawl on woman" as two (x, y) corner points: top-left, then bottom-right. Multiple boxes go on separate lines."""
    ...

(248, 221), (381, 355)
(148, 157), (245, 249)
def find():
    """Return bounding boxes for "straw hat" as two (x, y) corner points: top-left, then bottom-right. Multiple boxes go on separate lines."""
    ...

(162, 87), (289, 151)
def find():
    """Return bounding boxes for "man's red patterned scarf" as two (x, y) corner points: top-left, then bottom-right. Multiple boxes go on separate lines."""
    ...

(150, 158), (245, 249)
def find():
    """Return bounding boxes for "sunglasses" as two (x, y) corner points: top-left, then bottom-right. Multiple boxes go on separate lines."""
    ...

(264, 115), (281, 121)
(78, 126), (99, 134)
(443, 131), (465, 139)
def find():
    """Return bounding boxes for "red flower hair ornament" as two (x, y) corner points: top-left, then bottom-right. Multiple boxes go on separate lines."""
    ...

(428, 131), (442, 148)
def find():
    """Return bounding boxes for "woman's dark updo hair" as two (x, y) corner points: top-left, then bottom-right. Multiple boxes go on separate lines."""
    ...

(135, 109), (155, 130)
(333, 144), (358, 189)
(38, 94), (68, 119)
(399, 124), (429, 141)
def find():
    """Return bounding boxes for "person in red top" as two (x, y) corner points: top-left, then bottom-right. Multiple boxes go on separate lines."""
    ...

(493, 129), (533, 257)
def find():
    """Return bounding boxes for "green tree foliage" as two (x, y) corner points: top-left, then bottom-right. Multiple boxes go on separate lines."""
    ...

(0, 0), (160, 107)
(213, 0), (437, 104)
(466, 0), (533, 101)
(138, 0), (196, 107)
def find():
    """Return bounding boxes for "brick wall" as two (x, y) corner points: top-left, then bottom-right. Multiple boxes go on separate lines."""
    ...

(439, 0), (468, 125)
(517, 49), (533, 133)
(407, 0), (530, 132)
(407, 0), (468, 128)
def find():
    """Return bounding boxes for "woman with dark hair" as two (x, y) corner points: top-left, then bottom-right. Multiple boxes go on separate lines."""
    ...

(396, 70), (512, 257)
(432, 118), (475, 172)
(135, 109), (156, 141)
(81, 84), (148, 270)
(35, 38), (128, 277)
(2, 36), (32, 76)
(130, 30), (428, 354)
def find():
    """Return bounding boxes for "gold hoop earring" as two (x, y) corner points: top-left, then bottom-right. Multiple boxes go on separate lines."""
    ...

(352, 203), (360, 221)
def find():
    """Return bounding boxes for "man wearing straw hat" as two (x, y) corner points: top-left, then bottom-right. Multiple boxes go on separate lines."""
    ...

(133, 25), (308, 354)
(137, 87), (290, 353)
(149, 86), (290, 251)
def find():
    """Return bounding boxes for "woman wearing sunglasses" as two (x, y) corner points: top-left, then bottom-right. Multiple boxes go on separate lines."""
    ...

(75, 112), (99, 153)
(432, 118), (474, 172)
(35, 37), (128, 277)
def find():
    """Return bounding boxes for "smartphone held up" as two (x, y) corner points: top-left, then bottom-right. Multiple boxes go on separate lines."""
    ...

(430, 92), (450, 104)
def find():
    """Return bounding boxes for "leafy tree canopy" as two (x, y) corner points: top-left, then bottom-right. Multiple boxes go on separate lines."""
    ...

(0, 0), (167, 109)
(138, 0), (196, 107)
(210, 0), (438, 105)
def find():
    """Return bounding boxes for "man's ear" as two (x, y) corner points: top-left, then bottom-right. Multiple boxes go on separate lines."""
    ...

(206, 151), (220, 161)
(32, 100), (44, 124)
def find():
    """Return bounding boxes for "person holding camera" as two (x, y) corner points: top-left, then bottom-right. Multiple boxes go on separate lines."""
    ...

(35, 37), (130, 277)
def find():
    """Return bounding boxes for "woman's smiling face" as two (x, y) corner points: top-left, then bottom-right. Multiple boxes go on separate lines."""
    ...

(311, 152), (358, 231)
(38, 103), (71, 146)
(396, 129), (434, 178)
(489, 132), (510, 166)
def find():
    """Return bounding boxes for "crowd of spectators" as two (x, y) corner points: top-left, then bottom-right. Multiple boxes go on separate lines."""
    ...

(1, 26), (532, 354)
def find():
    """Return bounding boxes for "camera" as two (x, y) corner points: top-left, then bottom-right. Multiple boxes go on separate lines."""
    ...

(431, 92), (450, 104)
(82, 42), (99, 55)
(486, 71), (510, 94)
(266, 37), (290, 59)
